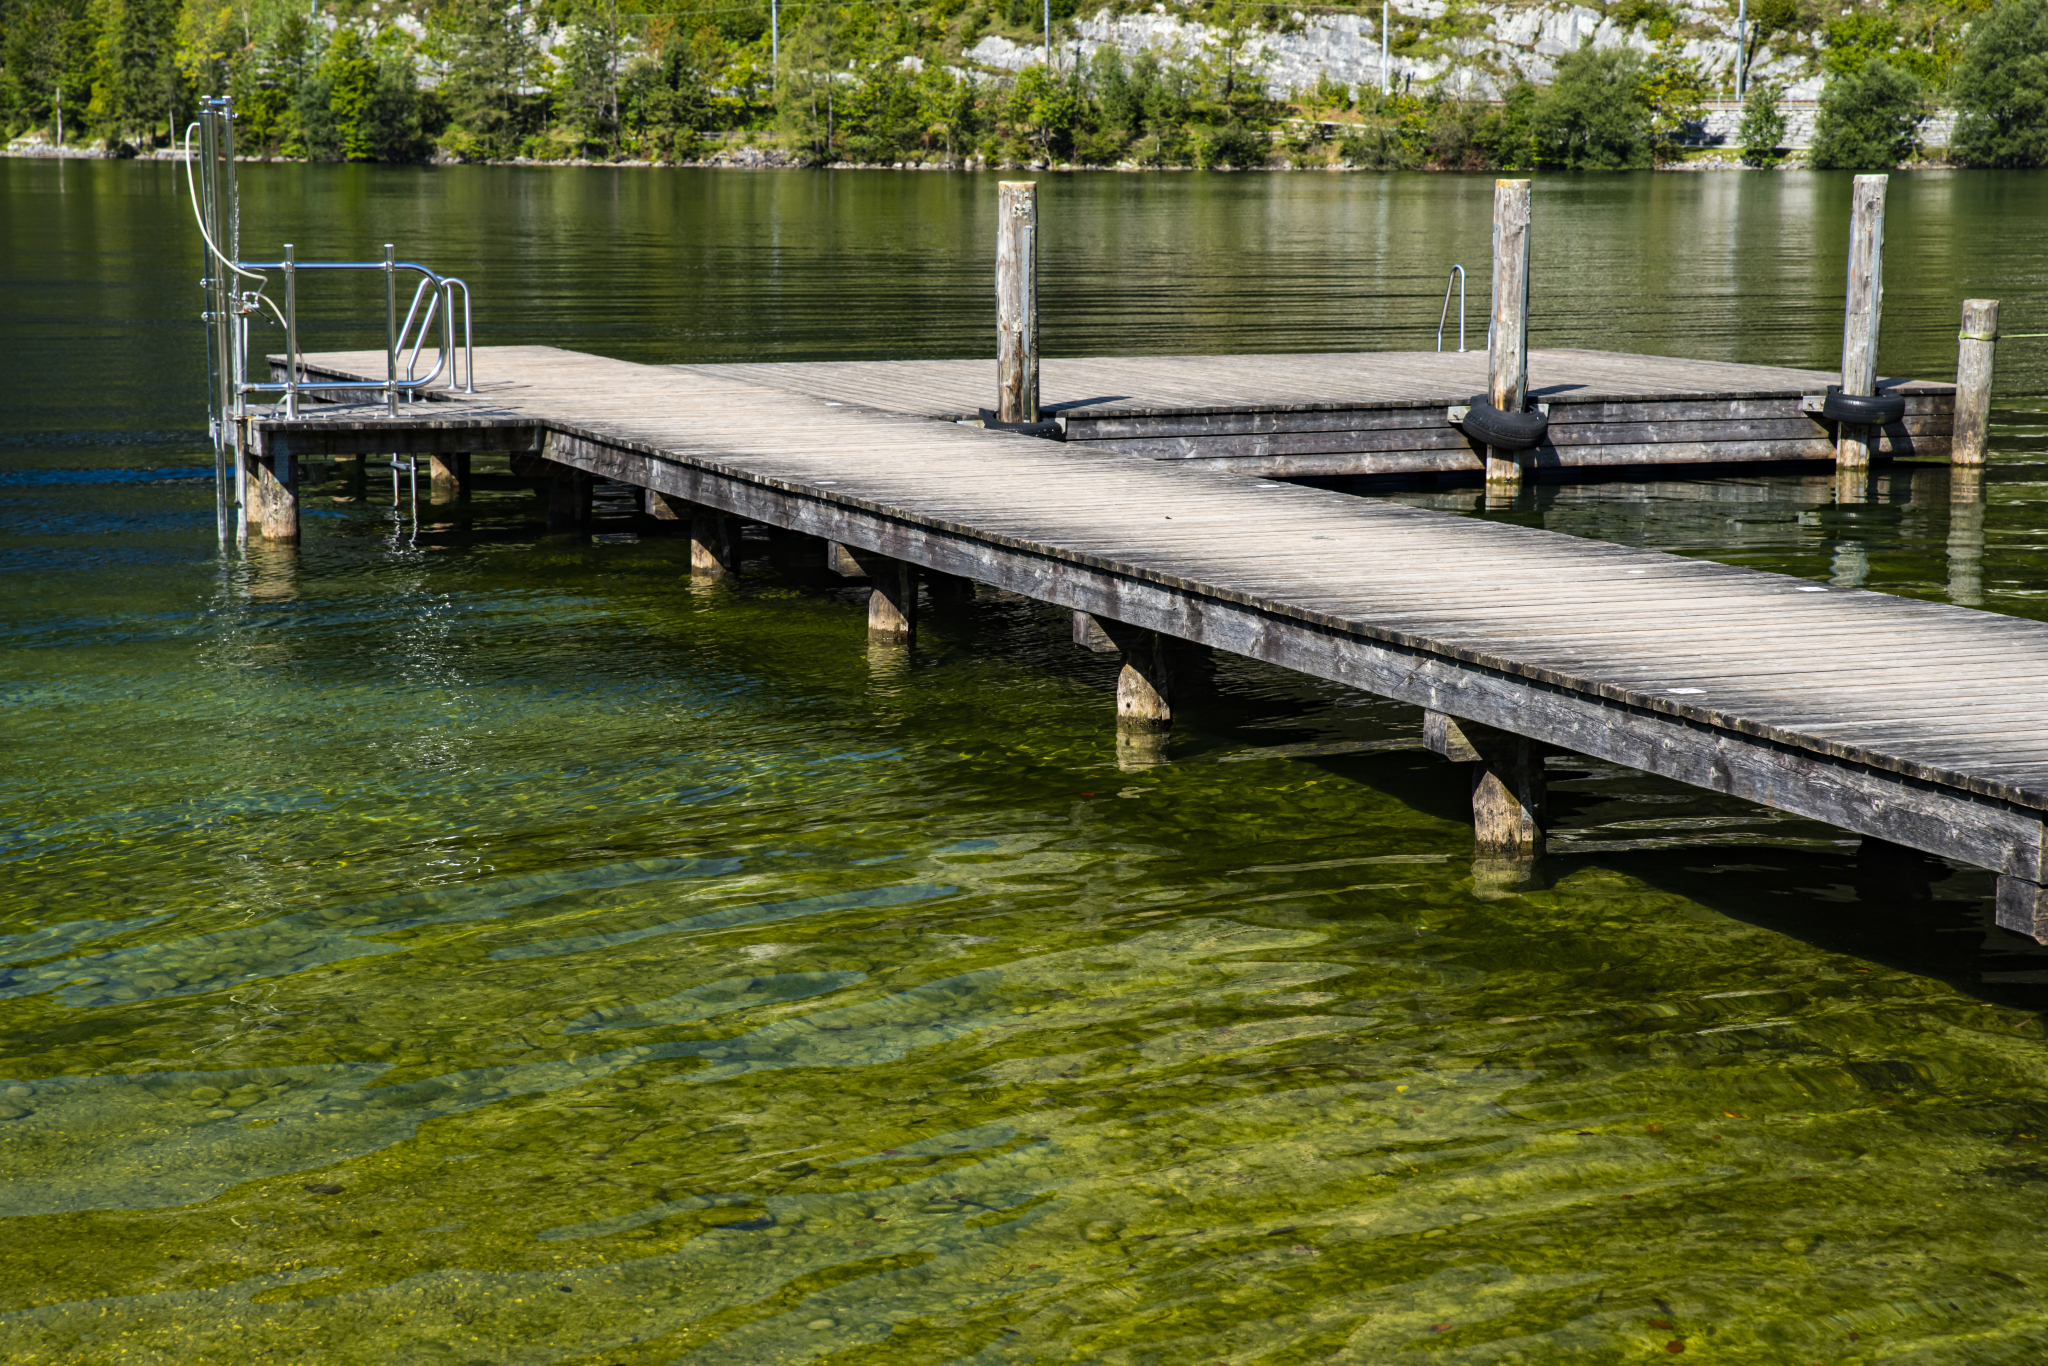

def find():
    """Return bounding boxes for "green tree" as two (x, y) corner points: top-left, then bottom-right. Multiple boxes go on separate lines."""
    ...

(1006, 62), (1082, 160)
(1643, 37), (1705, 163)
(1530, 43), (1649, 169)
(297, 23), (373, 160)
(87, 0), (181, 143)
(841, 61), (916, 161)
(2, 0), (91, 135)
(1737, 78), (1786, 165)
(628, 31), (714, 162)
(433, 0), (540, 160)
(910, 63), (975, 162)
(1951, 0), (2048, 168)
(556, 0), (625, 157)
(1809, 57), (1923, 169)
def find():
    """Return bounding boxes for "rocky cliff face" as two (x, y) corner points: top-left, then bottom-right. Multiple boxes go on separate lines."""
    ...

(967, 3), (1832, 101)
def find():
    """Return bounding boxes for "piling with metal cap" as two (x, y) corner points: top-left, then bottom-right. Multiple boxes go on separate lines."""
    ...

(996, 182), (1039, 424)
(1486, 178), (1532, 487)
(1837, 175), (1887, 470)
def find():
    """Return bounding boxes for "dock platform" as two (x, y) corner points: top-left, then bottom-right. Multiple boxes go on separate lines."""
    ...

(690, 348), (1955, 478)
(245, 344), (2048, 936)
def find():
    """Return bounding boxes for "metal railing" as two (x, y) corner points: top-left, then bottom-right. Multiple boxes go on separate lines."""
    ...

(1436, 265), (1467, 353)
(188, 96), (474, 545)
(240, 245), (475, 420)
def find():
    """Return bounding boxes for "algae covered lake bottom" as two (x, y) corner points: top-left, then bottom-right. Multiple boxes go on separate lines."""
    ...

(8, 160), (2048, 1364)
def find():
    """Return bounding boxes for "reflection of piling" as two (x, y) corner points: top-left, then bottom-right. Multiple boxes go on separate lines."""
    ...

(1949, 466), (1985, 607)
(1955, 299), (1999, 466)
(1836, 175), (1887, 472)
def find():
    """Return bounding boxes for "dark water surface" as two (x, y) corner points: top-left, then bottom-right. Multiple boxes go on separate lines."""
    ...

(6, 161), (2048, 1365)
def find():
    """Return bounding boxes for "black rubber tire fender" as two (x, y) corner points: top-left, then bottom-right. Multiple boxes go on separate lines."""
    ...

(1822, 388), (1906, 427)
(1458, 394), (1549, 451)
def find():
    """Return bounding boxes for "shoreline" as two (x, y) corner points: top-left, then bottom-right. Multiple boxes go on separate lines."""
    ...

(5, 141), (1958, 173)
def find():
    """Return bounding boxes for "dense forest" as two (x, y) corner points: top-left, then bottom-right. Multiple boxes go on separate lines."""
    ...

(3, 0), (2047, 170)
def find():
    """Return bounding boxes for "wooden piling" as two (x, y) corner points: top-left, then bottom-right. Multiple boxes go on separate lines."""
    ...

(689, 506), (740, 576)
(1837, 174), (1888, 471)
(1955, 298), (1998, 466)
(997, 181), (1039, 424)
(1486, 179), (1532, 488)
(1115, 631), (1177, 731)
(849, 550), (917, 638)
(253, 442), (299, 542)
(429, 452), (470, 500)
(1426, 710), (1545, 858)
(545, 460), (592, 530)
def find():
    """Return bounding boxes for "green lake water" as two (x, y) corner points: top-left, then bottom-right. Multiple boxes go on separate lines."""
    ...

(7, 161), (2048, 1364)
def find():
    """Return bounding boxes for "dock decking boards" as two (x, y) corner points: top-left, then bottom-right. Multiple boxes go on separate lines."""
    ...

(256, 344), (2043, 929)
(685, 348), (1956, 476)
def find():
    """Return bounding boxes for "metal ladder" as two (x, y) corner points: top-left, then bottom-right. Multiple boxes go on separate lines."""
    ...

(190, 97), (476, 546)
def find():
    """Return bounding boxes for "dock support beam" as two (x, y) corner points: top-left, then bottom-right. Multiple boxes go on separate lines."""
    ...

(997, 181), (1039, 424)
(1426, 711), (1545, 859)
(1836, 174), (1887, 473)
(1486, 178), (1533, 490)
(847, 548), (917, 638)
(1955, 298), (1998, 466)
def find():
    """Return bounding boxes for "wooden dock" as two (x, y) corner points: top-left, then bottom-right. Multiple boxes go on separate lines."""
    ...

(690, 349), (1953, 478)
(245, 342), (2048, 939)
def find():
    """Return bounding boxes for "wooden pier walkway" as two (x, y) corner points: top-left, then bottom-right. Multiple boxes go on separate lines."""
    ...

(248, 344), (2048, 938)
(690, 348), (1954, 478)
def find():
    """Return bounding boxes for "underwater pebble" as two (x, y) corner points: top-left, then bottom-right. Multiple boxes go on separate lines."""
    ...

(0, 1103), (29, 1120)
(189, 1087), (224, 1103)
(1083, 1222), (1119, 1243)
(5, 1085), (31, 1098)
(805, 1319), (836, 1331)
(304, 1183), (345, 1196)
(205, 1109), (237, 1120)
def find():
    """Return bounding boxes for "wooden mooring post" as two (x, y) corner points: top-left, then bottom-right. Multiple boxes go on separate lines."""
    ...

(1486, 179), (1532, 489)
(1955, 298), (1999, 466)
(996, 181), (1039, 424)
(1836, 174), (1887, 472)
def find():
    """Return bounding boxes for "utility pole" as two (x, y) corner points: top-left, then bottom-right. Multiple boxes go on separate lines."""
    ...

(771, 0), (779, 87)
(1735, 0), (1746, 98)
(54, 86), (62, 148)
(1044, 0), (1051, 70)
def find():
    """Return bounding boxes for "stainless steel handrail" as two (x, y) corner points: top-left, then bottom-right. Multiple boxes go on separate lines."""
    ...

(1437, 264), (1467, 353)
(235, 255), (477, 413)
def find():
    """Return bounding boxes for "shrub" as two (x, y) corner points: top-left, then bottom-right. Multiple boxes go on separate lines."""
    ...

(1952, 0), (2048, 168)
(1809, 58), (1923, 169)
(1197, 122), (1268, 168)
(1531, 44), (1650, 169)
(1738, 79), (1786, 165)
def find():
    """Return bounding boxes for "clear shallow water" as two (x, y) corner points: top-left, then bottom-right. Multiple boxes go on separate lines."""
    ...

(6, 162), (2048, 1364)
